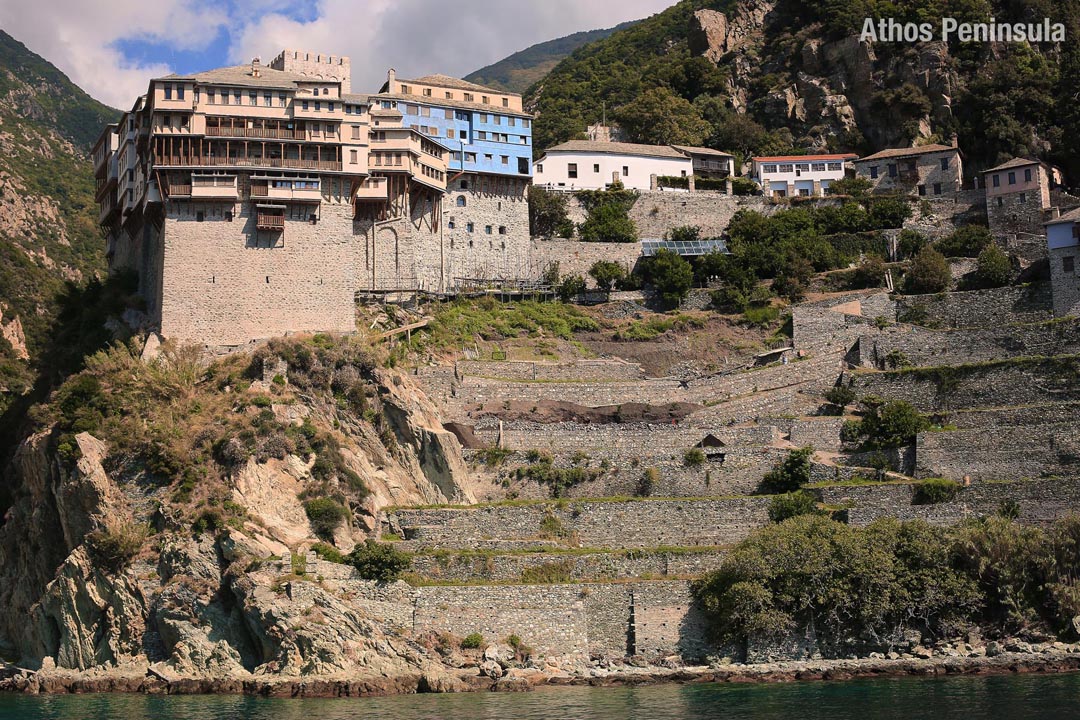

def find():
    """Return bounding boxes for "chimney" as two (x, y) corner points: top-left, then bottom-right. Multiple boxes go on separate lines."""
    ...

(1052, 207), (1061, 219)
(388, 68), (396, 89)
(251, 57), (261, 78)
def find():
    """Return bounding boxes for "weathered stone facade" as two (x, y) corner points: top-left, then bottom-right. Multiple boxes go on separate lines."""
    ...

(915, 422), (1080, 481)
(893, 283), (1053, 329)
(158, 193), (358, 346)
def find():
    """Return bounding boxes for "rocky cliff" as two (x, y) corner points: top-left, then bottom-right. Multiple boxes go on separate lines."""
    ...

(0, 335), (476, 687)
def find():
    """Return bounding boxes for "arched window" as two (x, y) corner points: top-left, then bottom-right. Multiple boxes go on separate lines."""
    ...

(456, 196), (466, 207)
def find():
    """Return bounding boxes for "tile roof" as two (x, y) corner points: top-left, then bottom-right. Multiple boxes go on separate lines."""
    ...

(1045, 206), (1080, 225)
(159, 65), (318, 89)
(857, 144), (958, 162)
(401, 74), (510, 95)
(542, 140), (690, 159)
(373, 92), (532, 118)
(985, 157), (1043, 173)
(671, 145), (735, 158)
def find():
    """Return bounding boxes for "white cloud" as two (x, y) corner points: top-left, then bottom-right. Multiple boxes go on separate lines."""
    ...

(0, 0), (675, 108)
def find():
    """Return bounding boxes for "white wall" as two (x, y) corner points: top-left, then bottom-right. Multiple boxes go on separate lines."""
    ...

(535, 151), (693, 191)
(752, 159), (847, 197)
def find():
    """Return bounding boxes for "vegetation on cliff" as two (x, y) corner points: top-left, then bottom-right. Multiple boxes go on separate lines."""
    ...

(695, 513), (1080, 651)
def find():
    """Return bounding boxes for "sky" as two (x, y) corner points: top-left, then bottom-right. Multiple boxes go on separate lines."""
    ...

(0, 0), (676, 109)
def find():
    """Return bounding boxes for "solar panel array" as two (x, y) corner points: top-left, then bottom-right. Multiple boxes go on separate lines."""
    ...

(640, 238), (729, 257)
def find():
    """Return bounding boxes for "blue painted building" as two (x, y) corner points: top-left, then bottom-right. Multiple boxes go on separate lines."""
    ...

(375, 70), (532, 180)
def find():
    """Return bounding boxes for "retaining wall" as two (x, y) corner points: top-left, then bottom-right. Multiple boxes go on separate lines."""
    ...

(916, 422), (1080, 481)
(894, 283), (1053, 329)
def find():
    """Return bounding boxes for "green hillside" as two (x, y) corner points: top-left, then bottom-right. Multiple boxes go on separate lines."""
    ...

(0, 30), (119, 416)
(465, 22), (638, 93)
(526, 0), (1080, 178)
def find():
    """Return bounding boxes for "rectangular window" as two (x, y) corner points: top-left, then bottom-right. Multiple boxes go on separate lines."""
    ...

(278, 92), (286, 107)
(249, 90), (257, 104)
(762, 164), (777, 173)
(479, 113), (488, 123)
(445, 91), (453, 99)
(1065, 256), (1076, 274)
(493, 115), (501, 125)
(460, 132), (468, 142)
(164, 84), (172, 100)
(447, 129), (456, 139)
(327, 102), (334, 112)
(888, 164), (897, 177)
(918, 185), (926, 196)
(1025, 168), (1033, 182)
(302, 101), (309, 111)
(622, 165), (629, 177)
(778, 164), (793, 173)
(406, 104), (418, 115)
(522, 118), (530, 128)
(1008, 171), (1016, 185)
(315, 101), (321, 111)
(501, 155), (509, 165)
(1019, 192), (1027, 204)
(400, 84), (410, 94)
(351, 125), (360, 139)
(796, 163), (810, 171)
(233, 90), (242, 104)
(465, 152), (476, 162)
(568, 163), (578, 179)
(502, 98), (509, 107)
(508, 117), (516, 127)
(518, 157), (528, 174)
(177, 85), (184, 100)
(827, 162), (842, 171)
(464, 93), (474, 102)
(481, 96), (489, 104)
(421, 106), (430, 117)
(993, 174), (1000, 187)
(444, 109), (453, 120)
(593, 163), (600, 173)
(350, 149), (358, 164)
(870, 166), (878, 179)
(424, 88), (432, 96)
(933, 182), (942, 195)
(811, 162), (826, 171)
(477, 131), (486, 140)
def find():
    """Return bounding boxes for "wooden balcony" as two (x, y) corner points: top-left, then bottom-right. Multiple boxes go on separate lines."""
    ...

(256, 214), (285, 230)
(154, 155), (342, 171)
(206, 126), (305, 140)
(167, 184), (192, 197)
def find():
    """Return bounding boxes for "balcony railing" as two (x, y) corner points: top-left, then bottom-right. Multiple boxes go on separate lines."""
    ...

(155, 155), (342, 171)
(206, 126), (306, 140)
(257, 214), (285, 230)
(167, 184), (192, 196)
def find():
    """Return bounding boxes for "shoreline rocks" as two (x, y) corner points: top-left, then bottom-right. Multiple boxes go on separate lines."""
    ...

(5, 642), (1080, 698)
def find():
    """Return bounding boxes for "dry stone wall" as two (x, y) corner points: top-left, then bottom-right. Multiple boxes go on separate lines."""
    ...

(408, 548), (728, 584)
(386, 497), (773, 551)
(528, 239), (642, 288)
(855, 318), (1080, 369)
(916, 422), (1080, 481)
(846, 357), (1080, 412)
(817, 477), (1080, 527)
(894, 284), (1053, 329)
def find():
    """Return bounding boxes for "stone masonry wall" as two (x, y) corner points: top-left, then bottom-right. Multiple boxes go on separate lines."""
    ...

(458, 358), (644, 382)
(528, 239), (642, 288)
(846, 357), (1080, 412)
(817, 477), (1080, 527)
(160, 196), (357, 346)
(408, 548), (728, 584)
(894, 283), (1053, 329)
(915, 422), (1080, 481)
(855, 317), (1080, 369)
(387, 497), (773, 551)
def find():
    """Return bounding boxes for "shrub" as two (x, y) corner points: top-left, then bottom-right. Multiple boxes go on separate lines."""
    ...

(479, 446), (512, 467)
(913, 478), (962, 505)
(904, 247), (951, 294)
(461, 633), (484, 649)
(742, 305), (780, 328)
(636, 467), (660, 497)
(589, 260), (627, 292)
(346, 539), (412, 582)
(684, 448), (706, 467)
(998, 499), (1021, 520)
(520, 558), (575, 584)
(84, 523), (147, 572)
(974, 245), (1011, 288)
(826, 176), (872, 198)
(556, 274), (586, 302)
(937, 225), (992, 258)
(758, 446), (813, 494)
(639, 249), (694, 306)
(312, 542), (346, 564)
(767, 490), (822, 523)
(884, 350), (912, 369)
(897, 229), (928, 259)
(579, 201), (637, 243)
(730, 176), (759, 195)
(859, 400), (930, 448)
(304, 497), (351, 539)
(824, 386), (856, 408)
(850, 256), (886, 289)
(528, 185), (573, 238)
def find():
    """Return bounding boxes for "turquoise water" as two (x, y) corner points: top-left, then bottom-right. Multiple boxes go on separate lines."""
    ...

(3, 673), (1080, 719)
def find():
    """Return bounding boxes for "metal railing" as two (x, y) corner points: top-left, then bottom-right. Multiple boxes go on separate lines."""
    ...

(155, 155), (342, 171)
(206, 126), (306, 140)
